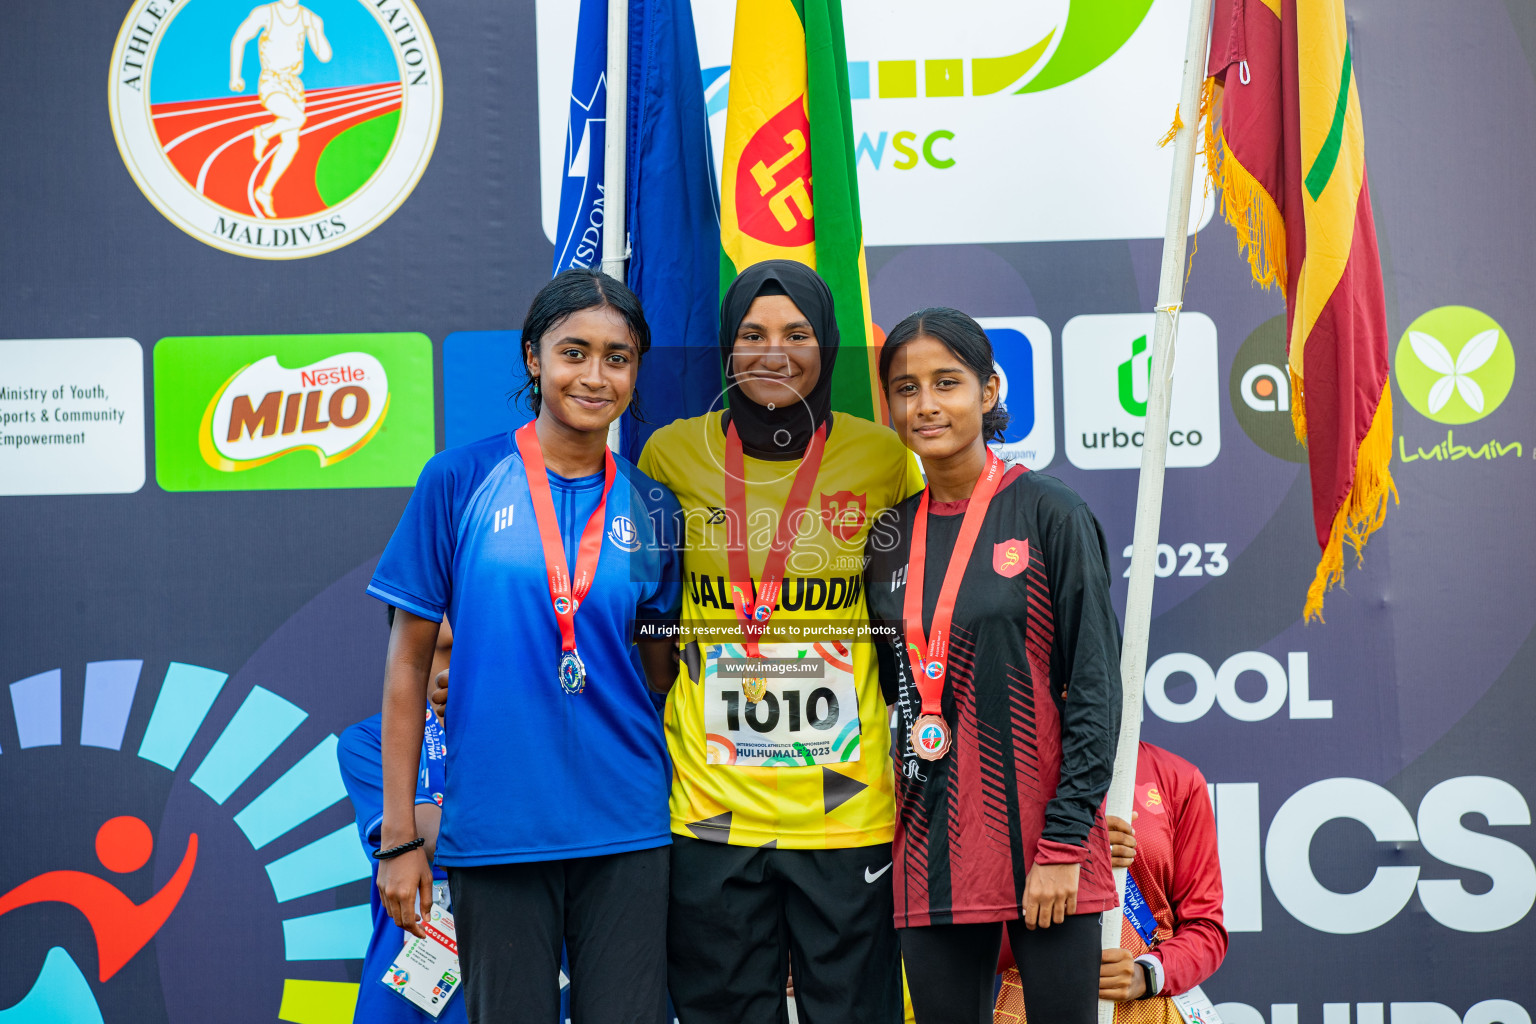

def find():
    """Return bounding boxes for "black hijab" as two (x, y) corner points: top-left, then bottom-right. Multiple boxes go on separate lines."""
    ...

(719, 260), (839, 459)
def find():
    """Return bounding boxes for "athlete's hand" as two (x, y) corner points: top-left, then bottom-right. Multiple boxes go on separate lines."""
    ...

(1107, 813), (1137, 869)
(429, 669), (448, 725)
(1021, 862), (1079, 929)
(230, 75), (245, 92)
(1099, 947), (1146, 1002)
(378, 846), (433, 939)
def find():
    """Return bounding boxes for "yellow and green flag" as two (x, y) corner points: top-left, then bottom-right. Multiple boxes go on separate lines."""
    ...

(719, 0), (879, 419)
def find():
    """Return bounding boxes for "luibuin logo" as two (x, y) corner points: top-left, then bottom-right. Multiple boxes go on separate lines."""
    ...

(1231, 315), (1307, 463)
(1395, 307), (1515, 425)
(154, 333), (434, 491)
(109, 0), (442, 259)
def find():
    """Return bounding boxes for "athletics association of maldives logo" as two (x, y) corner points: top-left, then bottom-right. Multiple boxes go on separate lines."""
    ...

(108, 0), (442, 259)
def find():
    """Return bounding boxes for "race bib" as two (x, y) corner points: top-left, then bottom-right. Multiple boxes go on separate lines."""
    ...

(702, 642), (862, 767)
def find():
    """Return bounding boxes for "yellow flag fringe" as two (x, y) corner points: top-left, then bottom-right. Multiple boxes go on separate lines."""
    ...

(1302, 380), (1399, 622)
(1290, 372), (1308, 444)
(1202, 79), (1288, 293)
(1158, 106), (1184, 149)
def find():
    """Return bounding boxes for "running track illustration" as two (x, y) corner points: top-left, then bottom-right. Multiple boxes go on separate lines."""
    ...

(152, 82), (403, 220)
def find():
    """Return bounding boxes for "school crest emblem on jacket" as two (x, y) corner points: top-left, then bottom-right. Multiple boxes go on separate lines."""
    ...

(993, 538), (1028, 578)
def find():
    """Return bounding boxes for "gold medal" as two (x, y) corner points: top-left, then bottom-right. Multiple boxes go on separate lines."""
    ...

(742, 675), (768, 703)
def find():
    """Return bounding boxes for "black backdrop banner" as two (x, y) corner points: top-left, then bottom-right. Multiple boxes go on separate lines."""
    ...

(2, 1), (1533, 1022)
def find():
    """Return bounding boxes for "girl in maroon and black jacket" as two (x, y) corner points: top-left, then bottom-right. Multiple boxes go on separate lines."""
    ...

(865, 307), (1123, 1024)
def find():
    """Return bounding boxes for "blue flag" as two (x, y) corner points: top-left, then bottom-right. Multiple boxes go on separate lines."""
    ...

(552, 0), (722, 459)
(552, 0), (610, 274)
(622, 0), (721, 458)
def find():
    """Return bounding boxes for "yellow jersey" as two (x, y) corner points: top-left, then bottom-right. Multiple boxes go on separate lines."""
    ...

(638, 411), (924, 849)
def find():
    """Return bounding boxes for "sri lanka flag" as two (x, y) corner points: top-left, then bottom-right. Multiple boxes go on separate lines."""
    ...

(1205, 0), (1395, 621)
(719, 0), (879, 420)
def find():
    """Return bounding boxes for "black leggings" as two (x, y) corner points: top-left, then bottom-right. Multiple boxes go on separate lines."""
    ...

(899, 913), (1101, 1024)
(448, 846), (669, 1024)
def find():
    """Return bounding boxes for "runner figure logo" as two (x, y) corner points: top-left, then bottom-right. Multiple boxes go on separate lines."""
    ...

(109, 0), (442, 259)
(915, 720), (946, 754)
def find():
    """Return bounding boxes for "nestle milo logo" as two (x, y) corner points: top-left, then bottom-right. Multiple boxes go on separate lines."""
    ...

(155, 333), (432, 491)
(201, 353), (389, 471)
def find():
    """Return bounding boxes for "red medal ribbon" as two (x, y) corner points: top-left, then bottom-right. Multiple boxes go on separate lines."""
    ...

(515, 422), (617, 656)
(903, 451), (1007, 717)
(724, 420), (827, 657)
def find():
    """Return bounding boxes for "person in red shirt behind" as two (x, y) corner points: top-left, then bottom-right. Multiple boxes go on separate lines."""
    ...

(995, 741), (1228, 1023)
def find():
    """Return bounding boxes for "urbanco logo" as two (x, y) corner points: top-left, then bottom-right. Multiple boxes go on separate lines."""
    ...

(153, 333), (434, 491)
(1231, 315), (1307, 463)
(108, 0), (442, 259)
(979, 317), (1055, 471)
(1063, 313), (1220, 470)
(1395, 306), (1515, 425)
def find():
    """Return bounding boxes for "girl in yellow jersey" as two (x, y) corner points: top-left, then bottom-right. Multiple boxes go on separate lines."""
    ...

(638, 260), (922, 1024)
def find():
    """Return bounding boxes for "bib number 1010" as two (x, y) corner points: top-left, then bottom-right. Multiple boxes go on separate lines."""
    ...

(718, 687), (842, 733)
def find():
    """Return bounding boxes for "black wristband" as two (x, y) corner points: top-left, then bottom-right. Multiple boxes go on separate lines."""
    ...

(373, 837), (425, 860)
(1139, 962), (1157, 998)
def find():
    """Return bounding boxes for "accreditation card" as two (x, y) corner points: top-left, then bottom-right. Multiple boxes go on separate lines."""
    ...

(1172, 985), (1223, 1024)
(381, 899), (461, 1018)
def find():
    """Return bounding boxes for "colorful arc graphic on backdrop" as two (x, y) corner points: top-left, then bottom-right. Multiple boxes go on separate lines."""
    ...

(702, 0), (1154, 114)
(0, 661), (368, 1024)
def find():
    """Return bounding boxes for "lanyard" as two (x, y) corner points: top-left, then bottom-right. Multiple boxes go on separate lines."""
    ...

(903, 451), (1005, 758)
(515, 421), (616, 658)
(1122, 872), (1160, 946)
(723, 420), (827, 659)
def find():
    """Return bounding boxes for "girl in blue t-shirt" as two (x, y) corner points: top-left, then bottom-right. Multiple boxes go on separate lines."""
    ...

(369, 269), (682, 1023)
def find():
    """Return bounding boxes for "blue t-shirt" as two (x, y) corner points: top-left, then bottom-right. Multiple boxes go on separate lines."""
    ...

(367, 432), (682, 865)
(337, 713), (464, 1024)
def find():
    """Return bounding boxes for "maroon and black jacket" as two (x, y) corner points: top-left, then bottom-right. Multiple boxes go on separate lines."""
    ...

(865, 465), (1122, 927)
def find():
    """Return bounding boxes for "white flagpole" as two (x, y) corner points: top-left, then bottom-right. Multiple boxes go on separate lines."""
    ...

(600, 0), (629, 284)
(1098, 0), (1214, 1019)
(600, 0), (629, 451)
